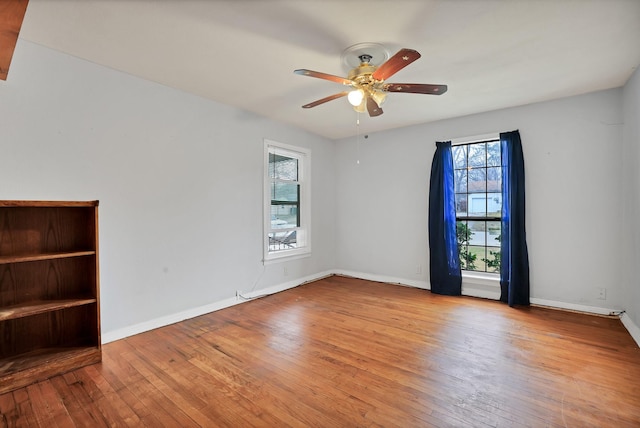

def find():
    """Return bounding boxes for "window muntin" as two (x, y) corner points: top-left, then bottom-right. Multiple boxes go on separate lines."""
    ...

(453, 140), (501, 273)
(264, 140), (310, 262)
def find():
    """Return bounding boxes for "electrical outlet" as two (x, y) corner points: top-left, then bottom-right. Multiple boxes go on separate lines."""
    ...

(283, 266), (288, 276)
(415, 264), (423, 275)
(597, 287), (607, 300)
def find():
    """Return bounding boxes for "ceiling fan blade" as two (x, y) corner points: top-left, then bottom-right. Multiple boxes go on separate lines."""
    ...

(372, 48), (421, 81)
(366, 96), (383, 117)
(294, 69), (353, 86)
(302, 91), (349, 108)
(383, 83), (448, 95)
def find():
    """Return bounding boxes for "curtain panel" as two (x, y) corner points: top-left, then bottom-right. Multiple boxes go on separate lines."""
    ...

(428, 141), (462, 295)
(500, 130), (530, 306)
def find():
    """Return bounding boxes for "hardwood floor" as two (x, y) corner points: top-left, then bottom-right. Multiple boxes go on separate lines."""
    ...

(1, 275), (639, 427)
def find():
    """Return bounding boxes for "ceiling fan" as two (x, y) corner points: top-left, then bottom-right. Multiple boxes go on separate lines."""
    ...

(294, 46), (447, 117)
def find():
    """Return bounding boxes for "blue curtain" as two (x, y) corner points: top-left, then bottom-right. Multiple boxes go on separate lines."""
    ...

(500, 130), (530, 306)
(428, 141), (462, 295)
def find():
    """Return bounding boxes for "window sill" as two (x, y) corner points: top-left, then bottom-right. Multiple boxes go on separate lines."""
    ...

(263, 249), (311, 265)
(461, 271), (500, 300)
(462, 271), (500, 288)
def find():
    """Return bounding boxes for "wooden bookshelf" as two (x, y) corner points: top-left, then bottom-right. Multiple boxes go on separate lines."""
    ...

(0, 200), (101, 394)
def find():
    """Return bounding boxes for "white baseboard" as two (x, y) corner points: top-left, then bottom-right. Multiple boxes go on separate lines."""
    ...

(621, 312), (640, 347)
(530, 299), (639, 348)
(334, 269), (503, 301)
(238, 270), (334, 300)
(529, 297), (616, 316)
(101, 270), (334, 344)
(332, 269), (429, 290)
(101, 296), (240, 344)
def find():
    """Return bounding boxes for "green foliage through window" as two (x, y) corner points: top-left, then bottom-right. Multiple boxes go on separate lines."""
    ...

(457, 222), (477, 270)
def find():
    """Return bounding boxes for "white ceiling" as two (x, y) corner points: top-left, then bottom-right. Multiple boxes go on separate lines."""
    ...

(18, 0), (640, 140)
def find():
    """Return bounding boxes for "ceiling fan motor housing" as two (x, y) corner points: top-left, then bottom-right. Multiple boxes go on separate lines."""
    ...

(348, 63), (378, 87)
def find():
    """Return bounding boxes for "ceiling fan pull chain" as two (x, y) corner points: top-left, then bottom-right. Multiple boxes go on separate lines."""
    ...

(356, 113), (361, 165)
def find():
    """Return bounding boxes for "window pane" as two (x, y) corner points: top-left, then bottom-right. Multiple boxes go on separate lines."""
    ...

(468, 246), (486, 271)
(487, 193), (501, 216)
(269, 153), (298, 181)
(271, 182), (299, 228)
(487, 167), (501, 192)
(455, 194), (467, 216)
(468, 221), (486, 246)
(458, 243), (467, 268)
(468, 143), (486, 167)
(452, 145), (467, 169)
(487, 141), (500, 167)
(460, 244), (472, 270)
(487, 221), (501, 246)
(270, 205), (298, 228)
(485, 246), (501, 272)
(271, 182), (299, 202)
(457, 221), (470, 244)
(468, 194), (487, 217)
(467, 168), (486, 193)
(269, 231), (297, 251)
(454, 169), (467, 193)
(458, 240), (476, 271)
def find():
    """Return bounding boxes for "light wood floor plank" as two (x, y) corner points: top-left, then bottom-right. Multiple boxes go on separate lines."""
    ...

(24, 381), (73, 428)
(9, 388), (36, 427)
(83, 363), (144, 426)
(0, 391), (16, 427)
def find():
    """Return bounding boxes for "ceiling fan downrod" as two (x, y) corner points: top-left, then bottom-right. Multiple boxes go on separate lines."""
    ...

(358, 54), (373, 64)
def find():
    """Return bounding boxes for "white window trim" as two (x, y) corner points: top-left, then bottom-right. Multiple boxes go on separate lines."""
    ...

(451, 132), (499, 146)
(263, 139), (311, 264)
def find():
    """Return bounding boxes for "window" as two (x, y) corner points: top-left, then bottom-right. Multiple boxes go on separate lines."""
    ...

(264, 140), (310, 262)
(452, 139), (501, 273)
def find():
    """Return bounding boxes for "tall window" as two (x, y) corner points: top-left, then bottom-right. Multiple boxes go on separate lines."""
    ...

(264, 140), (310, 262)
(452, 140), (501, 273)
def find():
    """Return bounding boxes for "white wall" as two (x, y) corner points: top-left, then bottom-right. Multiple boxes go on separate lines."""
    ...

(0, 41), (336, 337)
(335, 89), (625, 311)
(622, 67), (640, 330)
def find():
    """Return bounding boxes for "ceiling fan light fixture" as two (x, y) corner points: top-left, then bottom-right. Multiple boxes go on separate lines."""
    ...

(347, 89), (364, 106)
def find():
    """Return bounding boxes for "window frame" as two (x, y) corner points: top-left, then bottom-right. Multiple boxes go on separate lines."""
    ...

(452, 135), (501, 276)
(263, 139), (311, 263)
